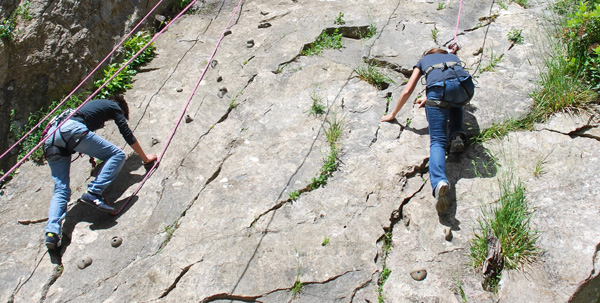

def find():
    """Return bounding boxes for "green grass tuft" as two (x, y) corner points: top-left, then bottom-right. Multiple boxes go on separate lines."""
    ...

(354, 62), (394, 90)
(302, 29), (344, 56)
(470, 176), (539, 290)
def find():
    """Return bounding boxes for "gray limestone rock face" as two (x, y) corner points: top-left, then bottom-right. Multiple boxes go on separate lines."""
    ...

(0, 0), (598, 302)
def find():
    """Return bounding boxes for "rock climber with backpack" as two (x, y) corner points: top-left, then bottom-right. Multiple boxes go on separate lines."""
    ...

(381, 47), (475, 214)
(43, 95), (157, 250)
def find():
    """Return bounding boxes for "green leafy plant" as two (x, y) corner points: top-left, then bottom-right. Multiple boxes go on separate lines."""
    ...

(377, 266), (391, 303)
(288, 190), (300, 201)
(0, 1), (32, 41)
(95, 31), (155, 99)
(322, 236), (330, 246)
(431, 25), (439, 44)
(291, 279), (303, 297)
(453, 277), (467, 303)
(160, 219), (180, 252)
(301, 29), (344, 56)
(309, 91), (326, 116)
(324, 114), (343, 147)
(354, 62), (394, 90)
(561, 0), (600, 89)
(533, 158), (546, 177)
(291, 260), (303, 298)
(334, 12), (345, 25)
(377, 231), (393, 303)
(364, 22), (377, 39)
(438, 2), (446, 10)
(499, 1), (509, 9)
(307, 114), (343, 191)
(122, 31), (156, 67)
(507, 28), (524, 44)
(480, 50), (504, 73)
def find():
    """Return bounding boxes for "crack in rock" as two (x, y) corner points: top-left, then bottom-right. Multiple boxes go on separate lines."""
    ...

(156, 152), (232, 253)
(464, 14), (498, 33)
(364, 57), (412, 79)
(38, 263), (63, 303)
(569, 242), (600, 302)
(159, 260), (203, 299)
(373, 159), (428, 265)
(364, 0), (402, 59)
(201, 270), (360, 303)
(10, 247), (50, 302)
(568, 125), (600, 141)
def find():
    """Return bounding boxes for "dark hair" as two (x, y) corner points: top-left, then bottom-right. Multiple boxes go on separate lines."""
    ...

(423, 48), (448, 57)
(109, 95), (129, 120)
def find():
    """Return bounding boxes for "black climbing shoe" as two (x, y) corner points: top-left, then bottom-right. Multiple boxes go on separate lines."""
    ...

(45, 232), (61, 250)
(80, 192), (114, 213)
(448, 132), (467, 154)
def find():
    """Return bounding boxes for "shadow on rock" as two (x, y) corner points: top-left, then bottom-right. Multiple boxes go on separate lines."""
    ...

(55, 156), (147, 256)
(441, 105), (498, 229)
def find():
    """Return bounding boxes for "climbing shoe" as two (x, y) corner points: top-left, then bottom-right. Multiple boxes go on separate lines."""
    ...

(45, 232), (61, 250)
(80, 192), (114, 213)
(449, 133), (466, 154)
(434, 180), (449, 214)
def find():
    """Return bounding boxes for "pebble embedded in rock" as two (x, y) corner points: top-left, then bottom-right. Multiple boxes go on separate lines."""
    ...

(77, 256), (93, 269)
(224, 30), (232, 36)
(217, 76), (223, 82)
(185, 115), (194, 123)
(410, 268), (427, 281)
(111, 236), (123, 247)
(258, 22), (271, 29)
(444, 228), (453, 241)
(176, 88), (183, 92)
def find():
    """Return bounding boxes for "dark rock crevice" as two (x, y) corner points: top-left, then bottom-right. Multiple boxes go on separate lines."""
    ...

(568, 242), (600, 303)
(158, 260), (203, 299)
(38, 264), (64, 303)
(201, 270), (361, 303)
(568, 125), (600, 142)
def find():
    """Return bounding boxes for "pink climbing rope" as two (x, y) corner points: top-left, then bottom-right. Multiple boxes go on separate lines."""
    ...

(451, 0), (464, 51)
(111, 0), (246, 215)
(0, 0), (166, 162)
(0, 0), (199, 185)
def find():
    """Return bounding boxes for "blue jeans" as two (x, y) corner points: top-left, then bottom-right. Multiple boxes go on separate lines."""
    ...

(44, 119), (126, 235)
(425, 78), (469, 195)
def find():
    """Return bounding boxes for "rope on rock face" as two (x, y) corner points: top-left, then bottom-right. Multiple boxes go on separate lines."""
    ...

(111, 0), (246, 215)
(0, 1), (196, 185)
(0, 0), (166, 163)
(451, 0), (464, 50)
